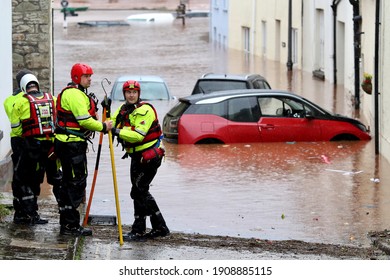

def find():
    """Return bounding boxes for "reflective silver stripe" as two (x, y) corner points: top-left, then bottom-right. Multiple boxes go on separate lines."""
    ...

(35, 92), (53, 134)
(134, 215), (146, 219)
(32, 101), (43, 134)
(21, 195), (35, 201)
(135, 128), (147, 136)
(75, 114), (92, 121)
(11, 122), (20, 128)
(59, 205), (74, 210)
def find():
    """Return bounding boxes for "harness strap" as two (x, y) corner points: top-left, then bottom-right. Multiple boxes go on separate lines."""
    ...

(55, 126), (94, 144)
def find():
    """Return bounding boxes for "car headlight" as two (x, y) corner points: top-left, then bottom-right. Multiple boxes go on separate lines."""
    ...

(169, 116), (180, 133)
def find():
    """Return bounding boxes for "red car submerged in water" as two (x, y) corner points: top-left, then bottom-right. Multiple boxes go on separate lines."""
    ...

(162, 90), (371, 144)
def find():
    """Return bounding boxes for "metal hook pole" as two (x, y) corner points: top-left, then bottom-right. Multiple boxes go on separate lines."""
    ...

(101, 77), (111, 97)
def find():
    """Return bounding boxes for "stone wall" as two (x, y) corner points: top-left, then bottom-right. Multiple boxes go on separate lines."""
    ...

(12, 0), (52, 93)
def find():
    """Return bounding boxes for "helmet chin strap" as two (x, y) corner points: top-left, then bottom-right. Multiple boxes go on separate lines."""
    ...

(125, 101), (137, 107)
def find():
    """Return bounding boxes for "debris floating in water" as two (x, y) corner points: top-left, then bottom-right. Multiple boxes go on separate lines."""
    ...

(325, 169), (363, 175)
(321, 155), (331, 164)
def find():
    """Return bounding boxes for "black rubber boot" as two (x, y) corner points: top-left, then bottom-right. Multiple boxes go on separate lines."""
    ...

(122, 232), (147, 242)
(144, 227), (170, 239)
(60, 225), (92, 236)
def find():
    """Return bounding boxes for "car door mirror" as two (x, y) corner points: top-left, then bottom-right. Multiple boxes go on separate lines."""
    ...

(305, 111), (314, 118)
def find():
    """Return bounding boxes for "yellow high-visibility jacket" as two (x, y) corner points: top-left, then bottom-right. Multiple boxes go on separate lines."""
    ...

(112, 103), (160, 153)
(4, 90), (25, 138)
(55, 87), (103, 143)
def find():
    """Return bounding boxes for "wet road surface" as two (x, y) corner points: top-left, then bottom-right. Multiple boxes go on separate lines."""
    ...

(22, 9), (390, 248)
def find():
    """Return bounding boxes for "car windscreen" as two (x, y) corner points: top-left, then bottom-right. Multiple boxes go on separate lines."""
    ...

(194, 80), (248, 94)
(112, 81), (170, 101)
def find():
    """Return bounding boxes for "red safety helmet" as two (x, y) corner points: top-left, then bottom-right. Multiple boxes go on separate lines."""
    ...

(122, 80), (141, 93)
(71, 63), (93, 84)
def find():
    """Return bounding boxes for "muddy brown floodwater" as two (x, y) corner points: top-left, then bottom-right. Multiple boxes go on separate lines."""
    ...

(21, 9), (390, 253)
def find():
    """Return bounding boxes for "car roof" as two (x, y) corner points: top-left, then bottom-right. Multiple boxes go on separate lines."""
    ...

(126, 13), (175, 21)
(110, 74), (174, 101)
(114, 75), (167, 83)
(199, 73), (268, 81)
(180, 89), (303, 104)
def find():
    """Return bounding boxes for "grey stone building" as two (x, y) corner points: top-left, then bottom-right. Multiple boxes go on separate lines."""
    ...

(12, 0), (52, 93)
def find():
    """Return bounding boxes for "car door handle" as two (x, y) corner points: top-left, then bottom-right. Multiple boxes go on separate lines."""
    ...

(259, 124), (275, 130)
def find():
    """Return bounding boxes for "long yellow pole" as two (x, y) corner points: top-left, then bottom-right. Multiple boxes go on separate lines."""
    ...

(104, 94), (123, 245)
(107, 118), (124, 246)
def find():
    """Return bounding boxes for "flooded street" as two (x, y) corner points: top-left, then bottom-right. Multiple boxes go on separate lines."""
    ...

(46, 9), (390, 247)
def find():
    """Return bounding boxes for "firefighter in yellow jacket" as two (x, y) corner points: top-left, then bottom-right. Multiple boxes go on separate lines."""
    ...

(4, 69), (33, 222)
(10, 73), (62, 225)
(111, 80), (169, 241)
(4, 69), (33, 122)
(4, 69), (35, 179)
(54, 63), (112, 236)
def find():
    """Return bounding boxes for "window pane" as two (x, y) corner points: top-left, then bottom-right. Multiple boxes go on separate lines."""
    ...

(259, 97), (283, 116)
(186, 101), (226, 117)
(228, 97), (259, 122)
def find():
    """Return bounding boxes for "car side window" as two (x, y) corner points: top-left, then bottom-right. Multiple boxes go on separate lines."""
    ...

(259, 97), (314, 118)
(258, 97), (294, 117)
(253, 79), (270, 89)
(259, 97), (283, 116)
(186, 101), (227, 118)
(282, 98), (306, 118)
(227, 97), (260, 122)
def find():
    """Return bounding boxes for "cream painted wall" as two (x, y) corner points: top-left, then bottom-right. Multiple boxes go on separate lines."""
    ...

(228, 0), (251, 50)
(358, 0), (390, 164)
(228, 0), (356, 91)
(336, 0), (355, 93)
(228, 0), (302, 69)
(253, 1), (277, 60)
(360, 0), (377, 134)
(302, 0), (354, 89)
(380, 0), (390, 161)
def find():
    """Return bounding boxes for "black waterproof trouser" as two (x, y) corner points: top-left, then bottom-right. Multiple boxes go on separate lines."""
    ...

(12, 137), (62, 218)
(11, 137), (24, 215)
(54, 139), (88, 228)
(129, 152), (168, 234)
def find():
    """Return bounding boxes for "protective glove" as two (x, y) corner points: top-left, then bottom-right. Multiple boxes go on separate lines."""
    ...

(111, 128), (120, 136)
(101, 98), (112, 110)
